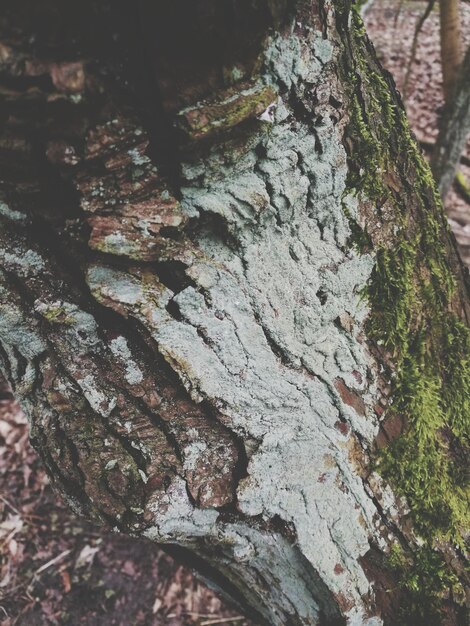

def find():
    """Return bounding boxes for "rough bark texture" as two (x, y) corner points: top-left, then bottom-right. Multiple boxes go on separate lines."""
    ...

(432, 44), (470, 199)
(0, 1), (469, 624)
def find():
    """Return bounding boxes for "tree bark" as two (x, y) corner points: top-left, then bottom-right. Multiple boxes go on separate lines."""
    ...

(0, 1), (469, 624)
(439, 0), (463, 102)
(431, 44), (470, 200)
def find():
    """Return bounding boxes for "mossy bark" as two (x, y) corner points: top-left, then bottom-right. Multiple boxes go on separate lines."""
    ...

(0, 0), (468, 624)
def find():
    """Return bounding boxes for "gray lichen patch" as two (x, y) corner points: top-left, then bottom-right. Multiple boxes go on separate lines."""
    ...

(77, 373), (117, 418)
(70, 11), (408, 623)
(168, 24), (389, 622)
(143, 476), (219, 542)
(0, 279), (47, 398)
(87, 264), (173, 326)
(86, 21), (392, 623)
(149, 260), (381, 602)
(0, 201), (26, 222)
(0, 248), (45, 277)
(109, 335), (144, 385)
(34, 299), (101, 351)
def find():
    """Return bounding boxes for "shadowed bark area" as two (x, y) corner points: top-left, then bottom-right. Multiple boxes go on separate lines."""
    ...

(0, 1), (469, 624)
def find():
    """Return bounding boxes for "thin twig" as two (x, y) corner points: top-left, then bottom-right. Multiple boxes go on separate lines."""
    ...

(33, 549), (72, 576)
(0, 495), (22, 517)
(200, 617), (245, 626)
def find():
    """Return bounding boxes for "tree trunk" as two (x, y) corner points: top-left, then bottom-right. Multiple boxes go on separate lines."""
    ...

(431, 44), (470, 200)
(439, 0), (463, 102)
(0, 1), (469, 624)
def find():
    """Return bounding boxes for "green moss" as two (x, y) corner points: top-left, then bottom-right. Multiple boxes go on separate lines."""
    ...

(389, 544), (462, 625)
(176, 83), (277, 140)
(39, 304), (76, 325)
(455, 170), (470, 203)
(341, 2), (470, 617)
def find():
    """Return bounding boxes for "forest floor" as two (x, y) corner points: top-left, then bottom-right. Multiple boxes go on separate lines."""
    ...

(1, 1), (470, 625)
